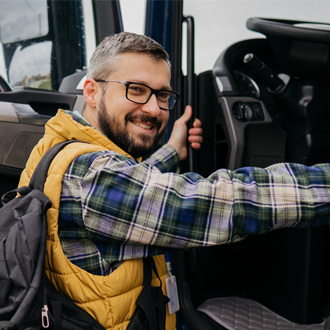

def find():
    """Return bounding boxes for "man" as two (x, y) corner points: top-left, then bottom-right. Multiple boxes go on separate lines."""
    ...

(19, 32), (330, 329)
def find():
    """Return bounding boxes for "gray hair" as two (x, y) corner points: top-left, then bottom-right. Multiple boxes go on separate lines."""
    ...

(87, 32), (171, 80)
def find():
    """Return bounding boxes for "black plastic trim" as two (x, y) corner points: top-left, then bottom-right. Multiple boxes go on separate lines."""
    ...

(92, 0), (123, 44)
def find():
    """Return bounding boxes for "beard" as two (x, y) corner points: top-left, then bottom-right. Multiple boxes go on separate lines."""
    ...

(97, 96), (165, 158)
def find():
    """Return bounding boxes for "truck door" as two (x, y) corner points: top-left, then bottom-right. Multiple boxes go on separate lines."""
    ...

(0, 0), (123, 196)
(145, 1), (330, 329)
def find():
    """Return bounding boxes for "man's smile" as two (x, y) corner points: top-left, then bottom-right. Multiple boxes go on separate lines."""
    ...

(131, 120), (154, 130)
(126, 114), (161, 135)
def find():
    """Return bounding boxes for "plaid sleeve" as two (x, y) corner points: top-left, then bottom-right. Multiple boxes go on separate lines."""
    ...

(62, 149), (330, 251)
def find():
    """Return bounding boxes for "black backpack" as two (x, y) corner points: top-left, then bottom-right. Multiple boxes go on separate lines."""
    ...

(0, 140), (105, 330)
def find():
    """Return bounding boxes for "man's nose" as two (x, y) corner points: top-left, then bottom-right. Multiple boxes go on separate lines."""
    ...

(140, 94), (161, 117)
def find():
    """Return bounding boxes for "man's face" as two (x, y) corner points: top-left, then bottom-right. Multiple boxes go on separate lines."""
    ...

(95, 52), (171, 158)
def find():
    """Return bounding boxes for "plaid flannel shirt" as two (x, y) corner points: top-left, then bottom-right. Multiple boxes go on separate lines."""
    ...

(58, 114), (330, 275)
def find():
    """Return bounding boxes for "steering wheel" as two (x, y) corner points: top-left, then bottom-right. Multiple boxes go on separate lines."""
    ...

(0, 75), (12, 92)
(246, 17), (330, 43)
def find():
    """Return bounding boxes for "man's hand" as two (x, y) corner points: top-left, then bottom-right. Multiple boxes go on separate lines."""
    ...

(168, 105), (203, 161)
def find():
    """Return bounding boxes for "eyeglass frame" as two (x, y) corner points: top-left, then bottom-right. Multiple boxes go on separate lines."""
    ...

(94, 79), (180, 111)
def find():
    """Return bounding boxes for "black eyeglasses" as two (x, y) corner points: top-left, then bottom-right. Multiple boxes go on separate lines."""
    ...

(94, 79), (179, 111)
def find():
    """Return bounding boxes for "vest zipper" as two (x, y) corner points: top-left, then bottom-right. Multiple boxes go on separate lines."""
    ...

(41, 304), (50, 328)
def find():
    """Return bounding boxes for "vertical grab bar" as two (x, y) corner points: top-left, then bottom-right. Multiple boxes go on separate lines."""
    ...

(183, 15), (196, 172)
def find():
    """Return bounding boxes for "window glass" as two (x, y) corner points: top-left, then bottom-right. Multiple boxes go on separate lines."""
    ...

(0, 0), (48, 43)
(120, 0), (146, 34)
(183, 0), (330, 74)
(0, 0), (88, 91)
(119, 0), (330, 75)
(8, 41), (52, 89)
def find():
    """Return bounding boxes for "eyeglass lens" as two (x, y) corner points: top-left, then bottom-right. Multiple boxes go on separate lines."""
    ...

(127, 83), (176, 110)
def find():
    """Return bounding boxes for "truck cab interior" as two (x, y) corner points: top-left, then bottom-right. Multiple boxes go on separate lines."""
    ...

(0, 0), (330, 328)
(174, 15), (330, 330)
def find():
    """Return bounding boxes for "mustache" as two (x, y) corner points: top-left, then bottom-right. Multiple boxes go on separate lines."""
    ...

(126, 114), (161, 130)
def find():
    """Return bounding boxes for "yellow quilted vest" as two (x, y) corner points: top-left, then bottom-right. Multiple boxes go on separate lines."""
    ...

(19, 110), (176, 329)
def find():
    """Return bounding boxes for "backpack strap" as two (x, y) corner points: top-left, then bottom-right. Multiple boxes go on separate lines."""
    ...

(127, 257), (169, 330)
(1, 186), (31, 205)
(1, 140), (84, 206)
(44, 278), (105, 329)
(0, 321), (16, 329)
(29, 140), (84, 191)
(146, 257), (169, 330)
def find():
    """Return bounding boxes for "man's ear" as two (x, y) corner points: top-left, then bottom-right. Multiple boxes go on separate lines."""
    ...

(83, 78), (99, 108)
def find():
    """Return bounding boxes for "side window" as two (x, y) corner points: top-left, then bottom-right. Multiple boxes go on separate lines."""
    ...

(0, 0), (88, 91)
(8, 42), (52, 90)
(0, 0), (50, 89)
(0, 1), (48, 43)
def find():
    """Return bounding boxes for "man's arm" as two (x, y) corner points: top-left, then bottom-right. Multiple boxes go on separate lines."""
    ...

(63, 151), (330, 248)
